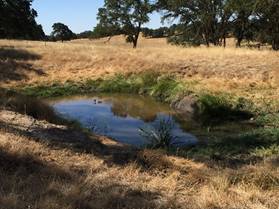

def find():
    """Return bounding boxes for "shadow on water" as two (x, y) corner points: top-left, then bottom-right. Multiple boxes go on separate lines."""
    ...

(48, 94), (272, 168)
(0, 46), (46, 83)
(1, 91), (277, 209)
(48, 94), (199, 147)
(1, 88), (266, 169)
(0, 107), (176, 208)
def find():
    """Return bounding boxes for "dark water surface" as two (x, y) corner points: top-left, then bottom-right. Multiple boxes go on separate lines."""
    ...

(48, 94), (199, 147)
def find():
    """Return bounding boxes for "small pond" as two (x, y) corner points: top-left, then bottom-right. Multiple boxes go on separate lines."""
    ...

(48, 94), (200, 147)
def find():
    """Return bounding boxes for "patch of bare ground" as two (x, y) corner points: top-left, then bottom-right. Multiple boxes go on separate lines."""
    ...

(0, 110), (278, 209)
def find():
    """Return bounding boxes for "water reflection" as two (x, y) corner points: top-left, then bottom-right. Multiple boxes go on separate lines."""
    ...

(48, 94), (198, 147)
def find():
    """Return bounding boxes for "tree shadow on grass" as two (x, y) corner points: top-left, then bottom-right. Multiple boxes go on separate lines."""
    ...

(0, 117), (138, 167)
(1, 108), (271, 172)
(0, 46), (46, 83)
(174, 128), (279, 169)
(0, 108), (168, 208)
(0, 46), (41, 60)
(0, 148), (72, 209)
(0, 147), (164, 209)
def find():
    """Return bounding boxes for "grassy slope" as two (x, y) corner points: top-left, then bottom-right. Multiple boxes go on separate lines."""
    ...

(1, 37), (279, 100)
(0, 37), (279, 209)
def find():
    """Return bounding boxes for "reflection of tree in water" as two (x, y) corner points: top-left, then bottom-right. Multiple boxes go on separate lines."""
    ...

(107, 95), (171, 123)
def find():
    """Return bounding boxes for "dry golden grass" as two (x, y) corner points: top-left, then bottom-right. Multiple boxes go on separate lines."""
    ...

(1, 37), (279, 209)
(1, 36), (278, 100)
(0, 110), (278, 209)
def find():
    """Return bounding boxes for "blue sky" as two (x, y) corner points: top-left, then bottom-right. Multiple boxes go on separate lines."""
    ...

(32, 0), (164, 35)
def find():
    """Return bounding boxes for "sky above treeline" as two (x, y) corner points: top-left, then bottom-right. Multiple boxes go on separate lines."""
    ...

(32, 0), (164, 35)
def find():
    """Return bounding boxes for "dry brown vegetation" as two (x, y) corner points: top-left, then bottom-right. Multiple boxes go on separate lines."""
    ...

(1, 36), (279, 101)
(0, 110), (278, 209)
(0, 37), (279, 209)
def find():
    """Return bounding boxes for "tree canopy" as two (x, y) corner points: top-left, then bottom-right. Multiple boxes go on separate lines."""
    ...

(96, 0), (154, 48)
(156, 0), (279, 50)
(0, 0), (278, 50)
(51, 23), (76, 42)
(255, 0), (279, 50)
(0, 0), (45, 40)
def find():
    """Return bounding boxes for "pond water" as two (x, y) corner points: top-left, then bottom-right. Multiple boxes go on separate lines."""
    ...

(48, 94), (199, 147)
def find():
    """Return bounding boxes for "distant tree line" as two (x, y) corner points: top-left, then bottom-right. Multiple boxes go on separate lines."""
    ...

(142, 27), (169, 38)
(0, 0), (278, 50)
(47, 24), (98, 42)
(0, 0), (45, 40)
(94, 0), (279, 50)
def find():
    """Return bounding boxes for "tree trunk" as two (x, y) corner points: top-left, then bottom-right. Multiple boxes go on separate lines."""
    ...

(236, 38), (242, 48)
(133, 36), (138, 48)
(133, 23), (141, 48)
(205, 37), (210, 47)
(272, 40), (279, 50)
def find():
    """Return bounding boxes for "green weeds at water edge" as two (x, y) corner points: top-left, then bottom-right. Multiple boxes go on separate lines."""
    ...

(21, 73), (255, 122)
(8, 73), (279, 164)
(197, 94), (254, 124)
(179, 128), (279, 162)
(139, 118), (176, 149)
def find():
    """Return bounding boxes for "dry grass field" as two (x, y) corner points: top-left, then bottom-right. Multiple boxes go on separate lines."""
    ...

(1, 36), (279, 101)
(1, 110), (278, 209)
(0, 37), (279, 209)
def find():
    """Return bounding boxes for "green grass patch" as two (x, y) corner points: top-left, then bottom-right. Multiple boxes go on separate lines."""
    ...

(23, 81), (85, 98)
(20, 72), (184, 100)
(196, 94), (254, 123)
(179, 128), (279, 162)
(19, 72), (256, 123)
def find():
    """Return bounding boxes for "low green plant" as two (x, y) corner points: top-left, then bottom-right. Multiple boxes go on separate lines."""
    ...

(252, 144), (279, 158)
(97, 74), (136, 93)
(256, 113), (279, 128)
(179, 128), (279, 161)
(139, 118), (177, 149)
(23, 82), (84, 98)
(150, 75), (181, 102)
(19, 73), (256, 124)
(196, 94), (253, 123)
